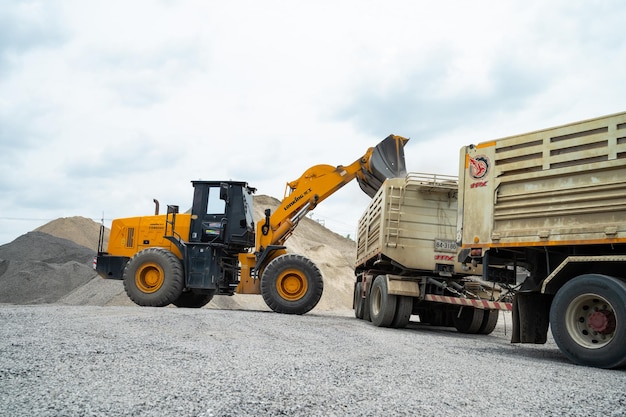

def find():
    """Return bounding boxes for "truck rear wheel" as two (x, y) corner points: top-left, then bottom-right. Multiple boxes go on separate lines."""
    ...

(391, 296), (413, 328)
(478, 310), (499, 335)
(370, 275), (397, 327)
(123, 248), (184, 307)
(261, 254), (323, 315)
(453, 307), (484, 334)
(172, 290), (216, 308)
(362, 279), (372, 322)
(550, 274), (626, 369)
(354, 282), (365, 319)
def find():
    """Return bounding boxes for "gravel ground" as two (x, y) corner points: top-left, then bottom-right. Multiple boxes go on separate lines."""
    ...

(1, 305), (624, 417)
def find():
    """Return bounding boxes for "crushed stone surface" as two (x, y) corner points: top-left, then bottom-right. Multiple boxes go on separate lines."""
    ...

(0, 305), (624, 417)
(1, 210), (625, 416)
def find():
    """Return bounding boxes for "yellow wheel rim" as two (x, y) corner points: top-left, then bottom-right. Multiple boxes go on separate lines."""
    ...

(135, 262), (165, 293)
(276, 268), (308, 301)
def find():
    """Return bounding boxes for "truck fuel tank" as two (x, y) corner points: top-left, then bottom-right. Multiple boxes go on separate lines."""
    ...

(358, 135), (409, 198)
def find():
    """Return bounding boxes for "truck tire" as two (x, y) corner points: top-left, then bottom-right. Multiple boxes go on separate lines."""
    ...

(419, 307), (449, 327)
(354, 282), (365, 319)
(550, 274), (626, 369)
(369, 275), (397, 327)
(363, 281), (372, 322)
(172, 290), (215, 308)
(478, 310), (499, 335)
(391, 296), (413, 328)
(123, 248), (184, 307)
(453, 307), (484, 334)
(261, 254), (323, 315)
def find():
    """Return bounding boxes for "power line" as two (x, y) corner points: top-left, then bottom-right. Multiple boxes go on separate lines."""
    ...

(0, 217), (114, 222)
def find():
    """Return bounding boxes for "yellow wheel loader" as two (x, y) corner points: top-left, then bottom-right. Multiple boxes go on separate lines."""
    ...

(95, 135), (408, 314)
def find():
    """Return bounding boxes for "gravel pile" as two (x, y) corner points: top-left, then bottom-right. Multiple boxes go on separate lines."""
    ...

(1, 305), (624, 416)
(0, 232), (98, 304)
(0, 231), (95, 264)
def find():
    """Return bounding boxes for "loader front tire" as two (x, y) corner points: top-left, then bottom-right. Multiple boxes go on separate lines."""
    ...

(261, 254), (323, 315)
(123, 248), (184, 307)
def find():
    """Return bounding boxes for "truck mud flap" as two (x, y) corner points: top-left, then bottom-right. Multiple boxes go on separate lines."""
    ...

(511, 292), (552, 344)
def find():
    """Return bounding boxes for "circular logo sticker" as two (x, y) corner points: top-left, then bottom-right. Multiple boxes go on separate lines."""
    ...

(469, 155), (490, 180)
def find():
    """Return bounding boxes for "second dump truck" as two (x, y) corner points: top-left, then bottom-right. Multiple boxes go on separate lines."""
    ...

(354, 111), (626, 369)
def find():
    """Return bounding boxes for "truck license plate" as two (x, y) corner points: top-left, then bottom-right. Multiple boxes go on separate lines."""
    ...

(435, 239), (457, 253)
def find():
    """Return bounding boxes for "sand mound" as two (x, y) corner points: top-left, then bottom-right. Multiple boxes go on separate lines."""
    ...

(1, 195), (357, 311)
(35, 216), (109, 251)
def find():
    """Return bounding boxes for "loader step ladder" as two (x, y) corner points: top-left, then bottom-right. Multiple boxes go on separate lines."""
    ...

(164, 205), (184, 245)
(385, 185), (404, 248)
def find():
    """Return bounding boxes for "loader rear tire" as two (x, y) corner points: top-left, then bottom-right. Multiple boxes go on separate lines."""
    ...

(172, 290), (215, 308)
(453, 307), (484, 334)
(370, 275), (397, 327)
(123, 248), (184, 307)
(261, 254), (323, 315)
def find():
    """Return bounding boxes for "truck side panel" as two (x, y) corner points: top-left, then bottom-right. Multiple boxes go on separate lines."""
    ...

(459, 111), (626, 248)
(356, 173), (471, 274)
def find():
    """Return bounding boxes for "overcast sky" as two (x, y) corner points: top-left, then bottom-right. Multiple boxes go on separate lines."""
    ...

(1, 0), (626, 245)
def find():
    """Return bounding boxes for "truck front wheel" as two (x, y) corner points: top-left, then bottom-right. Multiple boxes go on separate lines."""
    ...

(261, 254), (323, 315)
(123, 248), (184, 307)
(550, 274), (626, 369)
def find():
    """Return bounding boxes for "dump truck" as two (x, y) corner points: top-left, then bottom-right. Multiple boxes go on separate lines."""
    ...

(354, 111), (626, 369)
(353, 173), (510, 335)
(95, 135), (407, 315)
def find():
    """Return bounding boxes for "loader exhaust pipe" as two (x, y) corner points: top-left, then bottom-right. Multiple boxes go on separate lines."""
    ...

(358, 134), (409, 198)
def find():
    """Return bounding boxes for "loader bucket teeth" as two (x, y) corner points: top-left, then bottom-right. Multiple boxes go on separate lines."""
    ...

(358, 134), (409, 197)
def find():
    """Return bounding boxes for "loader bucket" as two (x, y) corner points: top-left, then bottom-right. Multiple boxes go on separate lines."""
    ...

(358, 134), (409, 197)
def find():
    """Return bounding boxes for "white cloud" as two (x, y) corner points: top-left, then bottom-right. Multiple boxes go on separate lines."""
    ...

(1, 0), (626, 245)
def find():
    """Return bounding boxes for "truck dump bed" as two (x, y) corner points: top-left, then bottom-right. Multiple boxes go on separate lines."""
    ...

(356, 173), (464, 273)
(459, 111), (626, 248)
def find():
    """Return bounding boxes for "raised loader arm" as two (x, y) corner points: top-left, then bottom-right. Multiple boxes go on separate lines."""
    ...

(256, 134), (409, 252)
(236, 134), (408, 316)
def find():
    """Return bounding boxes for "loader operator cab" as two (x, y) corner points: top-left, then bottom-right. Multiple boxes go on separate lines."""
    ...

(188, 180), (256, 250)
